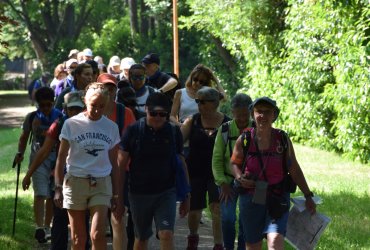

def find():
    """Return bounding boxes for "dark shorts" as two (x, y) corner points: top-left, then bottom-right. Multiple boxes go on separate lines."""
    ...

(189, 178), (219, 210)
(128, 188), (176, 241)
(239, 192), (290, 244)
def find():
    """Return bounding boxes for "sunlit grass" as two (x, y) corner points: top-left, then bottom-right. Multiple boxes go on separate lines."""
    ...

(0, 90), (28, 95)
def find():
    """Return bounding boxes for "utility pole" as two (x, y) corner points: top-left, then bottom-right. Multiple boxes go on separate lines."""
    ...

(173, 0), (179, 77)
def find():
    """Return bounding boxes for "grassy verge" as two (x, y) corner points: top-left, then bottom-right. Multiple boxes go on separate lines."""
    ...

(0, 127), (36, 249)
(0, 90), (28, 95)
(0, 127), (369, 249)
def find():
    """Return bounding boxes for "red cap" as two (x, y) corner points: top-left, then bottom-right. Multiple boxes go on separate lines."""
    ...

(97, 73), (117, 86)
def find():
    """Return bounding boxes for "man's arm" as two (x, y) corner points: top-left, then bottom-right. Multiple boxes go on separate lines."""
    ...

(159, 77), (178, 93)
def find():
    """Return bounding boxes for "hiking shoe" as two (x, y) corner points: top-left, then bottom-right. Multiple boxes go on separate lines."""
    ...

(44, 227), (51, 240)
(34, 227), (47, 243)
(45, 227), (51, 240)
(186, 234), (199, 250)
(213, 244), (224, 250)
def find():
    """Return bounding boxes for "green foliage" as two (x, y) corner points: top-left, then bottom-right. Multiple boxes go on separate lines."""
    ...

(182, 0), (370, 163)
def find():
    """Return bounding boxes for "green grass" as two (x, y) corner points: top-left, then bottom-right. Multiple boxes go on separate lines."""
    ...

(0, 128), (369, 249)
(0, 90), (28, 95)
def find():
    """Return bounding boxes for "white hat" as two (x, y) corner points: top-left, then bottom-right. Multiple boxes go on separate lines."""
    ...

(83, 48), (93, 57)
(64, 91), (85, 108)
(66, 59), (78, 69)
(120, 57), (135, 70)
(109, 55), (120, 67)
(68, 49), (79, 58)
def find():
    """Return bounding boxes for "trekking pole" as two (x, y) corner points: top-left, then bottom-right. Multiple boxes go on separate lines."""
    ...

(12, 160), (21, 237)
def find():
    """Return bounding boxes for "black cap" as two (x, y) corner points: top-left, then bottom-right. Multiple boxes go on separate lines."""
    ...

(249, 96), (280, 121)
(141, 53), (160, 65)
(145, 92), (170, 112)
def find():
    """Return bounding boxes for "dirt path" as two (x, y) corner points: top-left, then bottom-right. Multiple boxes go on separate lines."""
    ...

(0, 93), (35, 128)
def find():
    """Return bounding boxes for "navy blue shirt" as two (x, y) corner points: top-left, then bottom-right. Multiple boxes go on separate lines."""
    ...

(120, 119), (183, 194)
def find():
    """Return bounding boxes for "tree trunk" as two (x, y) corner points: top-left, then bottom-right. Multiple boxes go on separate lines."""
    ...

(211, 36), (238, 89)
(128, 0), (138, 37)
(140, 0), (149, 38)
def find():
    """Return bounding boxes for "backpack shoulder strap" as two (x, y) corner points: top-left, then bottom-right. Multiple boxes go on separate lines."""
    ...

(240, 128), (252, 174)
(28, 111), (37, 144)
(277, 129), (290, 174)
(170, 123), (177, 152)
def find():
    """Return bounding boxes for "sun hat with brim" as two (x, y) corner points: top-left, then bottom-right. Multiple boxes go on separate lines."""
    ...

(68, 49), (79, 58)
(109, 56), (121, 67)
(249, 96), (280, 121)
(64, 91), (85, 108)
(120, 57), (136, 70)
(83, 48), (93, 57)
(97, 73), (117, 86)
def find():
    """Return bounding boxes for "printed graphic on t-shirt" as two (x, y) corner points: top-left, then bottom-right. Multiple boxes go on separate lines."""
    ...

(74, 132), (113, 157)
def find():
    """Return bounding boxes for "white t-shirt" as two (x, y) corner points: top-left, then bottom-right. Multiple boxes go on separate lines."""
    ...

(179, 88), (198, 122)
(60, 112), (120, 177)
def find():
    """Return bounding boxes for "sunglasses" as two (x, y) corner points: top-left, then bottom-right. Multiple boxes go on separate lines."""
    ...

(38, 102), (53, 108)
(192, 77), (208, 85)
(149, 111), (168, 117)
(131, 75), (145, 81)
(195, 99), (215, 105)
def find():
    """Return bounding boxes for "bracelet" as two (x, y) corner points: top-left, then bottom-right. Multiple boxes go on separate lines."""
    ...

(304, 191), (314, 199)
(112, 194), (119, 199)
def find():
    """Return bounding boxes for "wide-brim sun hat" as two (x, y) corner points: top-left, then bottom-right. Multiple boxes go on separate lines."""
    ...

(249, 96), (280, 121)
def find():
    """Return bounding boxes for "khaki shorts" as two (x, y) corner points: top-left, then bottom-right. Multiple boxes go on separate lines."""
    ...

(63, 173), (112, 210)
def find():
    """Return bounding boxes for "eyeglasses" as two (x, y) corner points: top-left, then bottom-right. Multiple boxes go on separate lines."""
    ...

(131, 75), (145, 81)
(195, 99), (215, 105)
(149, 111), (168, 117)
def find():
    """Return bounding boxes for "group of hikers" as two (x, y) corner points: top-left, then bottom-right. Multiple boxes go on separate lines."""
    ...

(15, 48), (316, 250)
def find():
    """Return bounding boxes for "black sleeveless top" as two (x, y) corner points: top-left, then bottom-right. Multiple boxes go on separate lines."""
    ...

(186, 113), (230, 179)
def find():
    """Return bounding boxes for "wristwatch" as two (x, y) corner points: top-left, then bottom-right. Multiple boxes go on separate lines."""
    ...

(304, 191), (314, 199)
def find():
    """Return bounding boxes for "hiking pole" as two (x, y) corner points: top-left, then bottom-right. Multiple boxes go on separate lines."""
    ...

(12, 160), (21, 237)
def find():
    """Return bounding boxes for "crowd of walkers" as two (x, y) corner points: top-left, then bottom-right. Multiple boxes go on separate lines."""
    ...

(15, 48), (316, 250)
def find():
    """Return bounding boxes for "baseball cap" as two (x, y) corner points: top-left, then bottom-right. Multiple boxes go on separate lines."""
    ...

(146, 92), (170, 112)
(83, 48), (93, 57)
(68, 49), (79, 58)
(64, 91), (85, 108)
(97, 73), (117, 86)
(141, 53), (160, 65)
(120, 57), (136, 70)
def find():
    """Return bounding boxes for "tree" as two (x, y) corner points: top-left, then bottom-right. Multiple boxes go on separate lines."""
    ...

(3, 0), (95, 70)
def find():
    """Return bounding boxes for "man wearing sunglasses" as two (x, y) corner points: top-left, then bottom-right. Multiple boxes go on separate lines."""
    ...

(119, 92), (191, 249)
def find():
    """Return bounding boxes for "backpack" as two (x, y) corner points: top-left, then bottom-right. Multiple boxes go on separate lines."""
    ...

(27, 109), (63, 146)
(132, 118), (191, 201)
(220, 121), (240, 157)
(240, 128), (296, 193)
